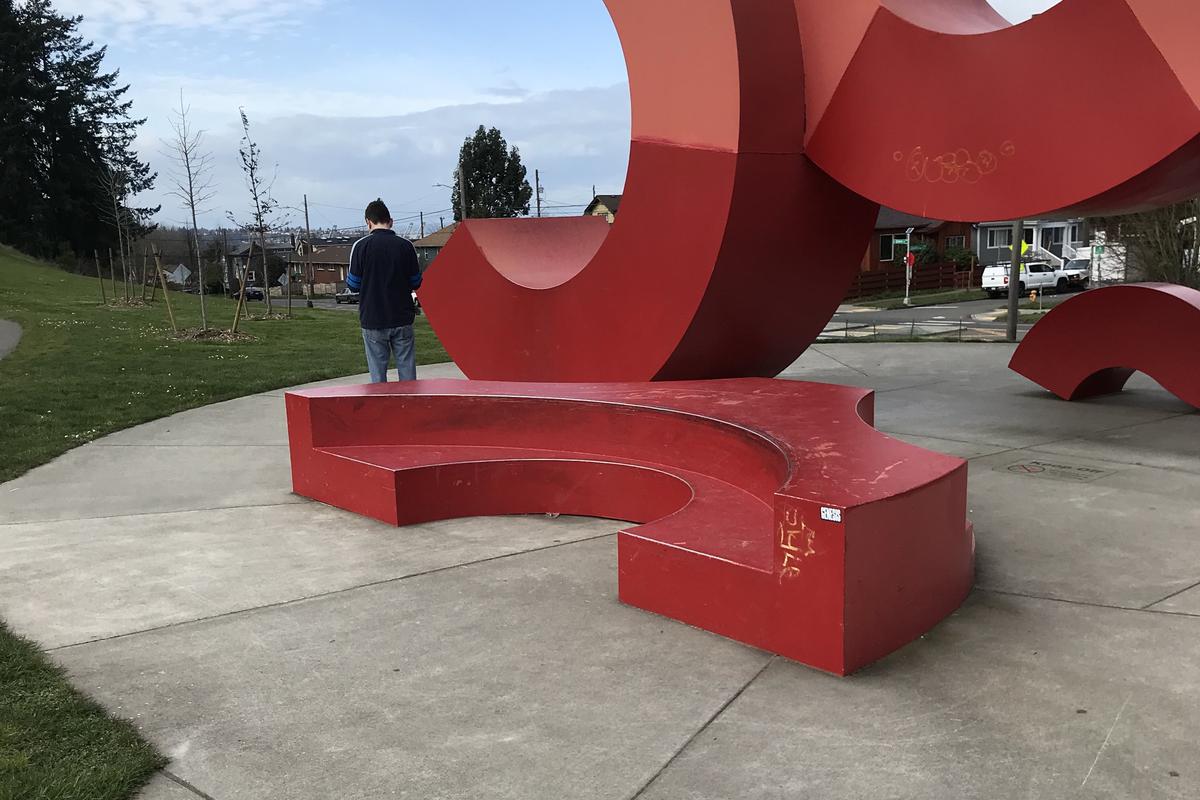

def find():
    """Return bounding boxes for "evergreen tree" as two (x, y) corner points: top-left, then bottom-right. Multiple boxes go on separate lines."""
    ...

(451, 126), (533, 221)
(0, 0), (156, 259)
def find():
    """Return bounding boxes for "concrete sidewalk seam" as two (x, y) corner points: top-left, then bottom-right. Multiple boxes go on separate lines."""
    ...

(1142, 578), (1200, 611)
(979, 587), (1200, 620)
(809, 347), (872, 377)
(46, 532), (620, 653)
(163, 770), (219, 800)
(627, 656), (776, 800)
(874, 380), (949, 396)
(0, 500), (306, 528)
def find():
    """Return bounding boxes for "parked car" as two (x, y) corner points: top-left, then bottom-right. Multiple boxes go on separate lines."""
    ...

(235, 286), (265, 301)
(982, 261), (1084, 298)
(1061, 259), (1092, 290)
(335, 289), (360, 305)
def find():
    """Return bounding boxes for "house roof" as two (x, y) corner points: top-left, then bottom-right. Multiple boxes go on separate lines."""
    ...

(875, 207), (945, 233)
(585, 194), (622, 216)
(413, 223), (459, 249)
(304, 244), (352, 266)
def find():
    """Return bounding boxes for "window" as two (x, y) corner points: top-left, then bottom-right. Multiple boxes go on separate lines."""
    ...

(945, 235), (967, 251)
(1069, 224), (1081, 244)
(247, 271), (257, 282)
(1042, 227), (1065, 247)
(989, 227), (1035, 250)
(880, 234), (898, 262)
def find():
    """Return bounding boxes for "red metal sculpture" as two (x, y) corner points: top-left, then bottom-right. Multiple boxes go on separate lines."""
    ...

(287, 380), (975, 676)
(422, 0), (1200, 381)
(289, 1), (1200, 674)
(1010, 283), (1200, 408)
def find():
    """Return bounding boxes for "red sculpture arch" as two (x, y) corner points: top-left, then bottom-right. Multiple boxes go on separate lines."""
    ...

(1010, 283), (1200, 408)
(420, 0), (878, 382)
(422, 0), (1200, 382)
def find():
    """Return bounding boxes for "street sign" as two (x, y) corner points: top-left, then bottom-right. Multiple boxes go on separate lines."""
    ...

(906, 252), (916, 269)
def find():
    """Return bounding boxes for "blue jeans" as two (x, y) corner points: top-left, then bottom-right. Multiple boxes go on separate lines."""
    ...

(362, 326), (416, 383)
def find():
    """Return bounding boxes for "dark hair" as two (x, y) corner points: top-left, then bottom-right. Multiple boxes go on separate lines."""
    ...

(365, 198), (392, 225)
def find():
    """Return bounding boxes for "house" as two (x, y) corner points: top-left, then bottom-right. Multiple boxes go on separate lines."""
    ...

(291, 244), (353, 295)
(412, 223), (459, 270)
(229, 241), (293, 288)
(161, 263), (192, 287)
(863, 208), (976, 272)
(584, 195), (622, 223)
(976, 219), (1088, 268)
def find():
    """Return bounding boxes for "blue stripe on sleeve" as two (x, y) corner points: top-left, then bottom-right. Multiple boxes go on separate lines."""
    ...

(346, 273), (362, 291)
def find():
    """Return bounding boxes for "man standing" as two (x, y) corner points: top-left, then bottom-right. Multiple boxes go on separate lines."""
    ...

(347, 199), (423, 383)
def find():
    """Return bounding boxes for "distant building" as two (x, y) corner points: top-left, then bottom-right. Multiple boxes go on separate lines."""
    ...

(291, 243), (353, 295)
(584, 195), (622, 223)
(162, 264), (192, 286)
(412, 223), (459, 270)
(976, 219), (1088, 268)
(863, 208), (976, 272)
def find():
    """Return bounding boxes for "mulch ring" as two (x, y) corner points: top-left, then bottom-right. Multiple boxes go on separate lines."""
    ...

(173, 328), (258, 343)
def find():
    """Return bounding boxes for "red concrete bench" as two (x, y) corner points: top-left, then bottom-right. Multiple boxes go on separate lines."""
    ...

(287, 379), (974, 676)
(1011, 283), (1200, 409)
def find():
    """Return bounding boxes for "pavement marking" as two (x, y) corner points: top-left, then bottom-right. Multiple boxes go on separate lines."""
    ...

(1000, 458), (1117, 483)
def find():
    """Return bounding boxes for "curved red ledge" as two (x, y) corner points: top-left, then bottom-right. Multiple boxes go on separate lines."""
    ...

(419, 0), (878, 382)
(800, 0), (1200, 221)
(1010, 283), (1200, 408)
(286, 379), (975, 676)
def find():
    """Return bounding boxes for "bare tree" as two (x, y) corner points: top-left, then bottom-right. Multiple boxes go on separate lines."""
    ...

(227, 108), (285, 330)
(94, 159), (131, 302)
(164, 91), (217, 329)
(1096, 197), (1200, 289)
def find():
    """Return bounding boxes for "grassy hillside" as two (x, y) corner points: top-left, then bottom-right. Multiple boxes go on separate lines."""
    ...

(0, 246), (449, 483)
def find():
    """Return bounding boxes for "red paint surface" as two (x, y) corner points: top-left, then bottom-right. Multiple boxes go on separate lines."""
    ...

(287, 380), (975, 676)
(1010, 283), (1200, 409)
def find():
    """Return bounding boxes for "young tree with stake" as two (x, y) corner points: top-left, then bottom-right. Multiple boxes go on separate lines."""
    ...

(228, 109), (285, 330)
(164, 91), (216, 330)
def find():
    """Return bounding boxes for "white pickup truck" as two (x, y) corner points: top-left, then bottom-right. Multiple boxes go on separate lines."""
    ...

(982, 261), (1090, 298)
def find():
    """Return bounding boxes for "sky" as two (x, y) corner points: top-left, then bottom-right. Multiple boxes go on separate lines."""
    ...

(53, 0), (1059, 234)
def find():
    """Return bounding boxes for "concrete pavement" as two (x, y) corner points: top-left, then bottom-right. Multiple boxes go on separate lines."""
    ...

(2, 348), (1199, 799)
(0, 319), (20, 360)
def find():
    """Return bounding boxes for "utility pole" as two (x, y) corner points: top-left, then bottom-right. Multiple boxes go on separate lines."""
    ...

(1007, 220), (1026, 343)
(420, 211), (426, 238)
(303, 194), (315, 308)
(535, 169), (542, 218)
(458, 167), (470, 221)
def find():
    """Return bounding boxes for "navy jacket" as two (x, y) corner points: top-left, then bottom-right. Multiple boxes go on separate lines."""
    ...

(347, 229), (423, 330)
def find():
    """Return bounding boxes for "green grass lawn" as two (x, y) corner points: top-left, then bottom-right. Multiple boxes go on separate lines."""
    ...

(0, 246), (449, 483)
(0, 621), (167, 800)
(0, 245), (451, 799)
(854, 288), (989, 311)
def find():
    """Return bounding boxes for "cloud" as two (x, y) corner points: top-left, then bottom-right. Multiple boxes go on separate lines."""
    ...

(54, 0), (325, 38)
(146, 83), (633, 232)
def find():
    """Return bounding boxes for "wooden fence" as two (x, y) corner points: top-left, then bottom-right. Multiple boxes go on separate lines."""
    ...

(844, 263), (985, 301)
